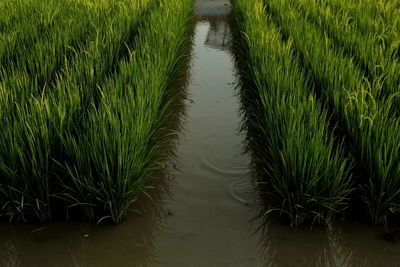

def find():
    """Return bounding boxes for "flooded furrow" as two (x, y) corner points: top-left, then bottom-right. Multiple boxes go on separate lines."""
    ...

(150, 9), (262, 266)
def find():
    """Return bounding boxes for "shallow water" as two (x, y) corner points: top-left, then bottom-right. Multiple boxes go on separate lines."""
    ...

(149, 15), (261, 267)
(0, 1), (400, 266)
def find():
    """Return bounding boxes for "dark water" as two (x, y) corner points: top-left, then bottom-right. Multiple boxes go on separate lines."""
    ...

(0, 1), (400, 266)
(149, 14), (261, 267)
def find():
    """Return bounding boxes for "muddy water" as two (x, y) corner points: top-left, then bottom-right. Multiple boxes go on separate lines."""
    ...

(150, 14), (261, 267)
(1, 1), (400, 267)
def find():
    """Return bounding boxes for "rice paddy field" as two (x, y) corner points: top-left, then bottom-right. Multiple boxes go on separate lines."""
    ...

(1, 0), (400, 265)
(0, 0), (194, 223)
(232, 0), (400, 229)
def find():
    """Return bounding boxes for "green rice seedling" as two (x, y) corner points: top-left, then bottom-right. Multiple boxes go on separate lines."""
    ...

(313, 0), (400, 50)
(290, 0), (400, 114)
(0, 0), (90, 73)
(0, 0), (96, 124)
(56, 0), (194, 223)
(0, 101), (54, 221)
(265, 0), (400, 224)
(231, 0), (352, 226)
(0, 0), (140, 102)
(48, 0), (156, 220)
(0, 0), (40, 33)
(0, 0), (156, 221)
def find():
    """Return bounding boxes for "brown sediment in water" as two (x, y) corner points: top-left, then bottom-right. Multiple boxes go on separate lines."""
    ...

(1, 1), (400, 266)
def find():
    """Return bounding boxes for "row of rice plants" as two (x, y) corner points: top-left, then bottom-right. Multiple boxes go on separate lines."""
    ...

(0, 0), (42, 33)
(317, 0), (400, 50)
(0, 0), (153, 222)
(0, 0), (91, 221)
(0, 0), (193, 223)
(265, 0), (400, 224)
(0, 0), (96, 117)
(290, 0), (400, 113)
(0, 0), (147, 107)
(0, 0), (91, 72)
(0, 0), (154, 222)
(55, 0), (193, 223)
(231, 0), (352, 226)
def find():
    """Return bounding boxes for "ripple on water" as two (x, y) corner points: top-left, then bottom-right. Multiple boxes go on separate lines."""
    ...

(199, 130), (250, 176)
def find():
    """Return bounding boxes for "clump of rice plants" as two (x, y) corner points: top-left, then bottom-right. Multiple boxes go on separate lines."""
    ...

(291, 0), (400, 114)
(55, 0), (194, 223)
(265, 0), (400, 224)
(0, 0), (154, 222)
(318, 0), (400, 52)
(232, 0), (352, 226)
(0, 0), (193, 223)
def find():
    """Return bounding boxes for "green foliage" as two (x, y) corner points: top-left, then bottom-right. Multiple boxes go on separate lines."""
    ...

(0, 0), (193, 223)
(232, 0), (352, 226)
(56, 0), (193, 223)
(291, 0), (400, 114)
(264, 0), (400, 224)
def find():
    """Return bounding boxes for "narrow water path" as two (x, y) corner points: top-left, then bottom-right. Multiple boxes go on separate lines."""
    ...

(150, 9), (262, 266)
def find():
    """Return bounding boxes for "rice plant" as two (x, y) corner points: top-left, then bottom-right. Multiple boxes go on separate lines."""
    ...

(320, 0), (400, 50)
(54, 0), (194, 223)
(265, 0), (400, 224)
(0, 0), (153, 222)
(290, 0), (400, 114)
(232, 0), (352, 226)
(0, 0), (193, 223)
